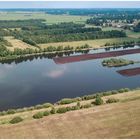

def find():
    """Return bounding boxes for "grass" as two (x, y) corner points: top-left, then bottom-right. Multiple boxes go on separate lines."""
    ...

(0, 12), (89, 24)
(0, 90), (140, 138)
(126, 30), (140, 39)
(4, 36), (36, 51)
(39, 37), (139, 49)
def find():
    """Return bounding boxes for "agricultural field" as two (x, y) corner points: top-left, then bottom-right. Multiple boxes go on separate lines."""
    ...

(40, 37), (139, 48)
(0, 89), (140, 138)
(4, 36), (36, 51)
(0, 12), (89, 24)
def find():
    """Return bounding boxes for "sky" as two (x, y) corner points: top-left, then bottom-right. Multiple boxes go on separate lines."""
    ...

(0, 1), (140, 9)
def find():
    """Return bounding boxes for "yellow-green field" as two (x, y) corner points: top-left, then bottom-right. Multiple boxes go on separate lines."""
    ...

(126, 30), (140, 38)
(4, 36), (36, 51)
(0, 12), (89, 24)
(39, 37), (139, 48)
(0, 90), (140, 138)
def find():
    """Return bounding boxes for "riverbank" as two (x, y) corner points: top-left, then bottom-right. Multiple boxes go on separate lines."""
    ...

(0, 88), (140, 138)
(0, 42), (139, 63)
(0, 88), (139, 124)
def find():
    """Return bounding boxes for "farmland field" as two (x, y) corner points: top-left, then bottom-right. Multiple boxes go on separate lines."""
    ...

(39, 37), (139, 48)
(0, 12), (89, 24)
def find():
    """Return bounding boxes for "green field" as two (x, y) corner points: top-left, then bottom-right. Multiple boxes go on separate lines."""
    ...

(40, 37), (140, 48)
(0, 12), (89, 24)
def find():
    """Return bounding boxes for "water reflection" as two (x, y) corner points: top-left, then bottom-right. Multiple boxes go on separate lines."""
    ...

(0, 45), (139, 65)
(117, 67), (140, 77)
(0, 45), (140, 111)
(43, 65), (68, 79)
(54, 48), (140, 64)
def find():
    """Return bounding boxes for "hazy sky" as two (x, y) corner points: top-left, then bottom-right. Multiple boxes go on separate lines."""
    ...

(0, 1), (140, 9)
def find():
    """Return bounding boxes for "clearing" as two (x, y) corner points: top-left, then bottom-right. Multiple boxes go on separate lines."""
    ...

(4, 36), (36, 51)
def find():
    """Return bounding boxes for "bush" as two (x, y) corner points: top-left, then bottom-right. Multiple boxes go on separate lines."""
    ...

(70, 106), (79, 110)
(123, 88), (130, 92)
(9, 116), (23, 124)
(102, 91), (112, 96)
(111, 90), (118, 94)
(80, 103), (92, 109)
(77, 101), (81, 108)
(43, 111), (50, 116)
(7, 109), (16, 114)
(118, 88), (125, 93)
(42, 103), (53, 108)
(106, 98), (119, 104)
(27, 106), (35, 111)
(33, 112), (44, 119)
(57, 107), (67, 114)
(94, 96), (104, 105)
(50, 107), (56, 114)
(82, 94), (96, 100)
(34, 104), (44, 110)
(58, 98), (76, 105)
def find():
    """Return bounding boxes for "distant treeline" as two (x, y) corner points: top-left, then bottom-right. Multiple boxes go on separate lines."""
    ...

(0, 19), (46, 28)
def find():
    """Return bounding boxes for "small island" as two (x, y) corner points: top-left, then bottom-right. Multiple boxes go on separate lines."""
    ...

(102, 58), (139, 67)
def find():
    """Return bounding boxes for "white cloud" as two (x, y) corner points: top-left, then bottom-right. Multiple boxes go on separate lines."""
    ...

(43, 65), (67, 79)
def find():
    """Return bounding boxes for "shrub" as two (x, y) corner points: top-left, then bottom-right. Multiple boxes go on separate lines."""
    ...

(111, 90), (118, 94)
(66, 106), (72, 111)
(43, 111), (50, 116)
(94, 96), (104, 105)
(80, 103), (92, 109)
(7, 109), (16, 114)
(42, 103), (53, 108)
(77, 101), (81, 108)
(33, 112), (44, 119)
(82, 94), (96, 100)
(58, 98), (76, 105)
(50, 107), (56, 114)
(27, 106), (34, 111)
(102, 91), (112, 96)
(106, 98), (119, 104)
(0, 111), (7, 116)
(123, 88), (130, 92)
(118, 88), (125, 93)
(34, 104), (43, 110)
(70, 106), (79, 110)
(57, 107), (67, 114)
(9, 116), (23, 124)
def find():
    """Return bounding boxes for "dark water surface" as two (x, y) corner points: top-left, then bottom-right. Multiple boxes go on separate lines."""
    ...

(0, 45), (140, 111)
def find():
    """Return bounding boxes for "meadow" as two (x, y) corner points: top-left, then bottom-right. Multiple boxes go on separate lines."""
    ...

(0, 12), (89, 24)
(40, 37), (139, 48)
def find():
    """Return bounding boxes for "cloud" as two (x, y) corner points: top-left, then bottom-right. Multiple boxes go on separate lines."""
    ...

(0, 64), (15, 79)
(43, 66), (67, 79)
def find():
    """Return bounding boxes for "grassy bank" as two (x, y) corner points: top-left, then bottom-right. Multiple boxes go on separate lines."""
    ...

(0, 88), (140, 138)
(0, 88), (139, 124)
